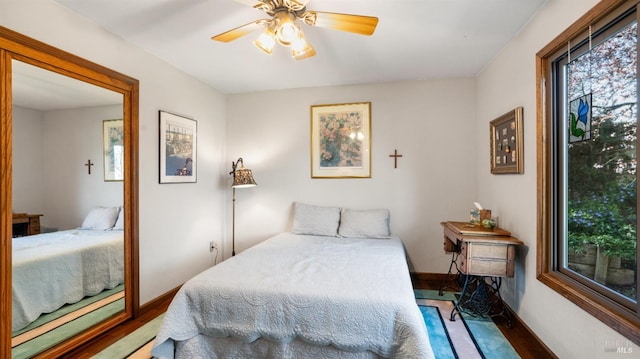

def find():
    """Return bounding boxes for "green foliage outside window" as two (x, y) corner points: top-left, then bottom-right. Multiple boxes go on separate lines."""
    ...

(568, 185), (636, 260)
(565, 20), (637, 297)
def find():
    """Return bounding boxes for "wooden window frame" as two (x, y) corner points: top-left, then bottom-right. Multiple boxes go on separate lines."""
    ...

(537, 0), (640, 344)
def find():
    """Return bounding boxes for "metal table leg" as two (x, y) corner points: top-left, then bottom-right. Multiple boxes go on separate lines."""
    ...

(439, 244), (462, 296)
(450, 275), (513, 326)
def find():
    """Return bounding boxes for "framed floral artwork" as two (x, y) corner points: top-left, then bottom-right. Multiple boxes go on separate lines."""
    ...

(159, 110), (197, 183)
(311, 102), (371, 178)
(103, 119), (123, 181)
(490, 106), (524, 174)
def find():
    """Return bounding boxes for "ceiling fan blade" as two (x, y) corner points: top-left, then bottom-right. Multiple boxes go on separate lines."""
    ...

(304, 11), (378, 36)
(212, 21), (265, 43)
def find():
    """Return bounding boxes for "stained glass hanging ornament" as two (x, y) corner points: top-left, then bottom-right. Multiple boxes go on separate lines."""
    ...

(569, 94), (592, 142)
(568, 26), (594, 143)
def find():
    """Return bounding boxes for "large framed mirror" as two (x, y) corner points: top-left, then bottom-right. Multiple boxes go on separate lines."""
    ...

(0, 26), (139, 358)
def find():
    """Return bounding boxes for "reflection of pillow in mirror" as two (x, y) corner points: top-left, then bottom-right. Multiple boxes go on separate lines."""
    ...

(113, 207), (124, 230)
(81, 206), (119, 230)
(291, 202), (340, 237)
(338, 208), (391, 238)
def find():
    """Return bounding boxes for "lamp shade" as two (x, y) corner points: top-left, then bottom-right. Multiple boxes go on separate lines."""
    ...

(232, 167), (257, 188)
(291, 31), (316, 60)
(254, 28), (276, 55)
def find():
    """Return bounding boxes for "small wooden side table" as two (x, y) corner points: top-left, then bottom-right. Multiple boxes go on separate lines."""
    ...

(12, 213), (43, 237)
(440, 221), (523, 325)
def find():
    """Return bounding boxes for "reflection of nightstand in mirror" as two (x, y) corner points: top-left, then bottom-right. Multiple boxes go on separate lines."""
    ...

(12, 213), (43, 237)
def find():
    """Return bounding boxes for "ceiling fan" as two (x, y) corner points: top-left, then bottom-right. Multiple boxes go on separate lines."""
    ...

(212, 0), (378, 60)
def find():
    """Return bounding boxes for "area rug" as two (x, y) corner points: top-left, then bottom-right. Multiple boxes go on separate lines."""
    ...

(416, 289), (521, 359)
(93, 289), (520, 358)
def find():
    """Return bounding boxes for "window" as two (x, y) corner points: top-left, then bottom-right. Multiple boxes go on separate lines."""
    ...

(537, 0), (640, 342)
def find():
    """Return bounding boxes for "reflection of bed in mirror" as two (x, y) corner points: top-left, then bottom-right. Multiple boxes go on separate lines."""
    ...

(12, 207), (124, 332)
(11, 59), (128, 345)
(1, 26), (139, 359)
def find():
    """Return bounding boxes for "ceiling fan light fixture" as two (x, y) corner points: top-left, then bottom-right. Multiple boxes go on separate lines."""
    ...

(291, 34), (316, 60)
(292, 45), (316, 60)
(212, 1), (379, 61)
(275, 11), (299, 46)
(254, 28), (276, 55)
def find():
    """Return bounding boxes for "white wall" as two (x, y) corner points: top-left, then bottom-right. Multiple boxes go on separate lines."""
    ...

(476, 0), (639, 357)
(42, 105), (122, 230)
(1, 0), (227, 304)
(226, 79), (477, 273)
(13, 105), (123, 231)
(12, 106), (44, 215)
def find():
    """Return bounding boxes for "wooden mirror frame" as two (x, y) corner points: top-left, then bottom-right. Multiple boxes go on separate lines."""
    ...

(0, 26), (139, 358)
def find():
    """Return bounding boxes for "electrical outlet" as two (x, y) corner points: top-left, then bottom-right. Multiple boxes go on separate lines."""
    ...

(209, 241), (217, 252)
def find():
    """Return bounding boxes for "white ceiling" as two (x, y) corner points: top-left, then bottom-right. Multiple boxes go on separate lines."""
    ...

(49, 0), (545, 95)
(12, 60), (122, 111)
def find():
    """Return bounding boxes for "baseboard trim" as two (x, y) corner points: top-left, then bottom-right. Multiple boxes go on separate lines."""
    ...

(412, 272), (450, 282)
(501, 302), (559, 359)
(139, 285), (181, 316)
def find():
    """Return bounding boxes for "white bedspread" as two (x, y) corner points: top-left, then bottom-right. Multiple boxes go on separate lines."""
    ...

(12, 229), (124, 331)
(152, 233), (433, 359)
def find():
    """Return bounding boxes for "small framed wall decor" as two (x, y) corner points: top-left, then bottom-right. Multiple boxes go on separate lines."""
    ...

(490, 107), (523, 174)
(159, 110), (197, 183)
(103, 119), (124, 181)
(310, 102), (371, 178)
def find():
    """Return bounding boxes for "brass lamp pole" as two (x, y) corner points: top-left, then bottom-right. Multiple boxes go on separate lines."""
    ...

(229, 158), (257, 256)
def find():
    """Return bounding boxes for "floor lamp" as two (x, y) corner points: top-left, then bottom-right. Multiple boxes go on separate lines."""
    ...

(230, 158), (257, 256)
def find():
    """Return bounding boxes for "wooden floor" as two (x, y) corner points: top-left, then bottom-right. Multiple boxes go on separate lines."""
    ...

(64, 278), (556, 358)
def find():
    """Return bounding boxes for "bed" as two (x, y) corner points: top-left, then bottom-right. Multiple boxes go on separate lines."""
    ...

(12, 206), (125, 332)
(152, 203), (434, 359)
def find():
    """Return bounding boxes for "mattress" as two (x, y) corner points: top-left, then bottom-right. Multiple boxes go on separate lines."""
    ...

(152, 232), (433, 359)
(12, 229), (124, 331)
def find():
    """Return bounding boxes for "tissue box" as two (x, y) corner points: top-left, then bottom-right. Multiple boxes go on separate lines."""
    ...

(470, 209), (491, 224)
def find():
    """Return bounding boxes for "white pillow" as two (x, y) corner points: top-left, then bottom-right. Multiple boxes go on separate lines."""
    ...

(113, 207), (124, 230)
(81, 206), (120, 230)
(338, 208), (391, 238)
(291, 202), (341, 237)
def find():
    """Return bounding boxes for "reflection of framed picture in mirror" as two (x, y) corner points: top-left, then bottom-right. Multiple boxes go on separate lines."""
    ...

(490, 107), (524, 174)
(159, 111), (197, 183)
(103, 119), (124, 181)
(310, 102), (371, 178)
